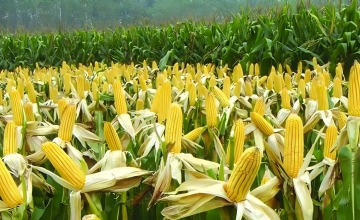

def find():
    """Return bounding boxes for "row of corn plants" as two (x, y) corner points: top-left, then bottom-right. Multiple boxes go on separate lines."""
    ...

(0, 56), (359, 220)
(1, 1), (360, 76)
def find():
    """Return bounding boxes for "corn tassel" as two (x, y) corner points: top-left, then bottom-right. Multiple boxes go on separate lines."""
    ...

(250, 112), (274, 136)
(24, 102), (35, 121)
(324, 125), (337, 160)
(206, 92), (218, 127)
(283, 113), (304, 178)
(113, 80), (127, 115)
(224, 147), (261, 202)
(254, 97), (265, 116)
(3, 121), (17, 155)
(42, 142), (85, 190)
(0, 159), (23, 207)
(104, 122), (123, 151)
(184, 127), (203, 141)
(58, 104), (76, 142)
(10, 90), (24, 126)
(165, 103), (183, 153)
(281, 88), (291, 109)
(234, 119), (245, 164)
(213, 86), (230, 107)
(348, 61), (360, 116)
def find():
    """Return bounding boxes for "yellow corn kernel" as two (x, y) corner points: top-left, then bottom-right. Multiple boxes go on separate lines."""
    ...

(273, 74), (282, 93)
(184, 127), (203, 141)
(17, 77), (24, 97)
(255, 63), (260, 76)
(284, 73), (292, 90)
(213, 86), (230, 107)
(58, 104), (76, 142)
(234, 119), (245, 164)
(298, 79), (306, 99)
(249, 63), (254, 76)
(157, 80), (172, 123)
(281, 88), (291, 110)
(57, 98), (68, 121)
(102, 82), (109, 94)
(304, 69), (311, 83)
(317, 83), (329, 110)
(42, 142), (85, 190)
(348, 61), (360, 116)
(254, 97), (265, 116)
(266, 74), (274, 90)
(113, 80), (127, 115)
(224, 147), (261, 202)
(10, 90), (24, 126)
(24, 102), (35, 122)
(0, 159), (22, 207)
(223, 76), (231, 99)
(245, 80), (253, 96)
(165, 103), (183, 153)
(136, 99), (144, 111)
(3, 121), (17, 155)
(250, 112), (274, 136)
(324, 125), (337, 160)
(185, 74), (193, 91)
(188, 82), (196, 107)
(92, 82), (99, 102)
(233, 80), (242, 97)
(26, 81), (37, 103)
(283, 113), (304, 178)
(104, 122), (122, 151)
(64, 72), (71, 94)
(206, 92), (218, 127)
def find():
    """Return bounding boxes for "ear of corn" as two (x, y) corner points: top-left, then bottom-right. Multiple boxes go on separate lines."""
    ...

(250, 112), (274, 136)
(104, 122), (123, 151)
(284, 74), (292, 90)
(184, 127), (203, 141)
(334, 111), (347, 130)
(309, 79), (318, 101)
(58, 104), (76, 142)
(233, 80), (242, 97)
(324, 125), (337, 160)
(64, 72), (71, 94)
(348, 61), (360, 116)
(223, 76), (231, 99)
(92, 82), (99, 101)
(42, 142), (85, 190)
(0, 159), (23, 207)
(245, 80), (253, 96)
(213, 86), (230, 107)
(17, 77), (24, 97)
(255, 63), (260, 76)
(224, 147), (261, 202)
(266, 74), (274, 90)
(157, 80), (172, 122)
(281, 88), (291, 110)
(274, 74), (282, 93)
(254, 97), (265, 116)
(3, 121), (17, 155)
(283, 113), (304, 178)
(10, 90), (24, 126)
(188, 82), (196, 107)
(113, 80), (128, 115)
(317, 83), (329, 110)
(165, 103), (183, 153)
(26, 81), (37, 103)
(332, 77), (342, 98)
(206, 92), (218, 127)
(77, 74), (85, 99)
(304, 69), (311, 83)
(249, 63), (254, 76)
(24, 102), (35, 122)
(234, 119), (245, 164)
(298, 79), (306, 99)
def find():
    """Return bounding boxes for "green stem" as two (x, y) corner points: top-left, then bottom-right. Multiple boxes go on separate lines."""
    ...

(20, 174), (27, 219)
(121, 192), (128, 220)
(84, 193), (101, 218)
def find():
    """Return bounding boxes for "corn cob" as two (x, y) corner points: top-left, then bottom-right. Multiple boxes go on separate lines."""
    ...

(278, 64), (283, 74)
(348, 61), (360, 116)
(254, 97), (265, 116)
(332, 77), (342, 98)
(284, 74), (292, 90)
(232, 64), (243, 83)
(274, 74), (282, 93)
(58, 104), (76, 142)
(136, 99), (144, 111)
(17, 77), (24, 97)
(324, 125), (337, 160)
(298, 79), (306, 99)
(333, 111), (347, 130)
(24, 102), (35, 122)
(266, 74), (274, 90)
(250, 112), (274, 136)
(223, 76), (231, 99)
(0, 159), (23, 207)
(64, 72), (71, 94)
(249, 63), (254, 76)
(26, 81), (37, 103)
(206, 92), (218, 127)
(255, 63), (260, 76)
(104, 122), (123, 151)
(165, 103), (183, 153)
(3, 121), (17, 155)
(234, 119), (245, 164)
(317, 83), (329, 110)
(286, 64), (292, 75)
(309, 79), (318, 101)
(157, 80), (172, 122)
(198, 84), (208, 98)
(213, 86), (230, 107)
(323, 71), (330, 87)
(245, 80), (253, 96)
(304, 69), (311, 83)
(188, 82), (196, 107)
(132, 79), (138, 93)
(184, 127), (203, 141)
(156, 74), (164, 89)
(92, 82), (99, 102)
(0, 89), (3, 105)
(336, 63), (343, 79)
(233, 80), (242, 97)
(10, 90), (24, 126)
(258, 76), (267, 86)
(113, 80), (127, 115)
(42, 142), (85, 190)
(295, 72), (301, 84)
(283, 113), (304, 178)
(57, 98), (68, 121)
(281, 88), (291, 110)
(209, 76), (216, 88)
(224, 147), (261, 202)
(139, 75), (147, 91)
